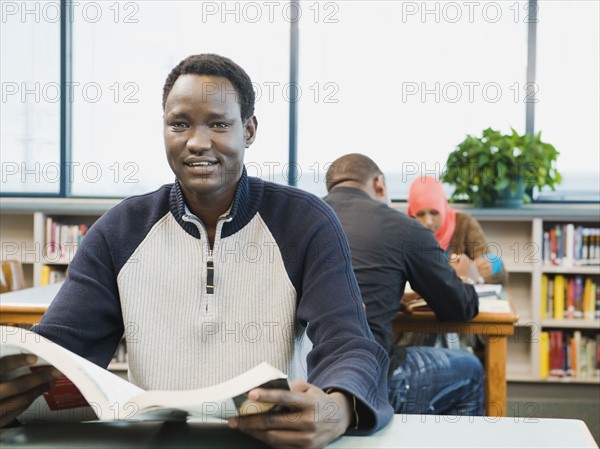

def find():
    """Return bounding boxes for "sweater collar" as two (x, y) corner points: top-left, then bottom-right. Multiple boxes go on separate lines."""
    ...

(169, 167), (263, 238)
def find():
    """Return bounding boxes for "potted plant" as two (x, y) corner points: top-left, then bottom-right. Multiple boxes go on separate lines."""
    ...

(441, 128), (562, 207)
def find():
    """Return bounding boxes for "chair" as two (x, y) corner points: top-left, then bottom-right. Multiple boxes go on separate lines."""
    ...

(1, 259), (26, 292)
(0, 267), (8, 293)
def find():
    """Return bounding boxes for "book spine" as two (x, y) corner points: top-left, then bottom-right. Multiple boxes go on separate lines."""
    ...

(553, 275), (565, 320)
(556, 225), (563, 265)
(539, 331), (550, 379)
(573, 276), (584, 319)
(573, 330), (581, 378)
(566, 277), (575, 320)
(564, 224), (574, 267)
(543, 231), (550, 265)
(583, 278), (593, 320)
(550, 227), (557, 266)
(540, 274), (548, 319)
(547, 278), (554, 320)
(596, 335), (600, 378)
(549, 331), (565, 377)
(596, 283), (600, 320)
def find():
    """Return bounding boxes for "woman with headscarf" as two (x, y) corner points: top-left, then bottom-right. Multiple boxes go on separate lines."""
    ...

(407, 175), (507, 285)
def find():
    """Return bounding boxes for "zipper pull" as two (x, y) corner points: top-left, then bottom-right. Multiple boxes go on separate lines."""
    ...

(206, 253), (214, 295)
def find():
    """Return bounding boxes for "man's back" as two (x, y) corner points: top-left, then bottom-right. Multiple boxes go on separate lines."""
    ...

(323, 153), (484, 416)
(324, 186), (478, 367)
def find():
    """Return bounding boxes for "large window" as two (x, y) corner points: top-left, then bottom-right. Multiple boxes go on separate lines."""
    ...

(298, 1), (528, 198)
(1, 5), (61, 194)
(71, 1), (289, 196)
(535, 0), (600, 201)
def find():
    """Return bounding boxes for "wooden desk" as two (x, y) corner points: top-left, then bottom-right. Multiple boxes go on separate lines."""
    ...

(0, 282), (62, 325)
(0, 415), (597, 448)
(394, 305), (518, 417)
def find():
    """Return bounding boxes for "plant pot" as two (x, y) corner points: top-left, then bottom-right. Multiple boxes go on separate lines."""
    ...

(481, 179), (524, 208)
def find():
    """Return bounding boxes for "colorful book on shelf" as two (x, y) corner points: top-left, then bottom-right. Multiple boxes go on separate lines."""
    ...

(566, 278), (575, 320)
(547, 278), (554, 321)
(596, 284), (600, 320)
(549, 227), (558, 265)
(44, 218), (91, 264)
(543, 231), (550, 265)
(595, 335), (600, 377)
(40, 265), (51, 287)
(549, 331), (564, 377)
(564, 224), (575, 267)
(573, 276), (584, 319)
(539, 331), (549, 379)
(572, 331), (581, 378)
(1, 326), (289, 424)
(540, 274), (548, 319)
(583, 278), (593, 319)
(556, 225), (563, 264)
(553, 275), (565, 320)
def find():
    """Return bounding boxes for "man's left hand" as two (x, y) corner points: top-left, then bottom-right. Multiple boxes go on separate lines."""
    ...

(228, 380), (352, 449)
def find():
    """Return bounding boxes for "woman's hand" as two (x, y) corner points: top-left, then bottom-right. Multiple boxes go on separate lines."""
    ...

(474, 257), (493, 281)
(449, 253), (481, 283)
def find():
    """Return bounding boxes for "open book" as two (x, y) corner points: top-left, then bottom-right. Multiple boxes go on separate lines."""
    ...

(1, 326), (289, 423)
(403, 284), (511, 314)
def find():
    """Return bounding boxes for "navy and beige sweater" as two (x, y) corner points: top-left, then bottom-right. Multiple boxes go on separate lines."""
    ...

(33, 171), (393, 434)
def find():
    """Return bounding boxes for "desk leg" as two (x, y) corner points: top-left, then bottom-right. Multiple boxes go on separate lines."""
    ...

(485, 335), (507, 417)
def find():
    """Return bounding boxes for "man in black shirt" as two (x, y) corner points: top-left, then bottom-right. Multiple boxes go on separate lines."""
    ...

(323, 153), (484, 415)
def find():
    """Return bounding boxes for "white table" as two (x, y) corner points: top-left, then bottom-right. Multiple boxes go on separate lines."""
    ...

(1, 415), (597, 448)
(329, 414), (598, 448)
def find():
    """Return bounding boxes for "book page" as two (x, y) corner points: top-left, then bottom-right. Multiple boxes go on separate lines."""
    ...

(478, 296), (512, 314)
(403, 285), (510, 314)
(475, 285), (511, 313)
(127, 362), (288, 421)
(1, 326), (143, 422)
(474, 284), (503, 298)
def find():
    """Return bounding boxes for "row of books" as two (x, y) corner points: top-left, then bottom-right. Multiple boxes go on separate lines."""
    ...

(542, 224), (600, 267)
(539, 331), (599, 380)
(540, 274), (600, 320)
(40, 266), (67, 286)
(45, 218), (89, 263)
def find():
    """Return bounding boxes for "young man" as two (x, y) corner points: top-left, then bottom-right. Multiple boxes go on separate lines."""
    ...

(0, 55), (393, 448)
(323, 153), (484, 416)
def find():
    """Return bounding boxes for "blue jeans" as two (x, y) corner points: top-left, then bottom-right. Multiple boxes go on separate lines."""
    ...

(388, 347), (484, 416)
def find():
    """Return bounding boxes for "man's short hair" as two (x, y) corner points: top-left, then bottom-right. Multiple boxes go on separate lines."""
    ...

(326, 153), (384, 191)
(162, 54), (255, 120)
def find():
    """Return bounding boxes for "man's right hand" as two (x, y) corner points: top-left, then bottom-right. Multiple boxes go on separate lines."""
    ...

(0, 354), (60, 427)
(400, 291), (422, 314)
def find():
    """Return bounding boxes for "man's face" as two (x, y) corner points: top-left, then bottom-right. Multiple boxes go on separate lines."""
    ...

(414, 208), (442, 232)
(163, 74), (256, 199)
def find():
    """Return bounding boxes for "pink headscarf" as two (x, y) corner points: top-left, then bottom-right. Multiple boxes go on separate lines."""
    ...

(407, 176), (457, 251)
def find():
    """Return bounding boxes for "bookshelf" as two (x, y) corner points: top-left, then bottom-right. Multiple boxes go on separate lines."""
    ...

(33, 212), (101, 287)
(469, 208), (600, 385)
(1, 198), (120, 288)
